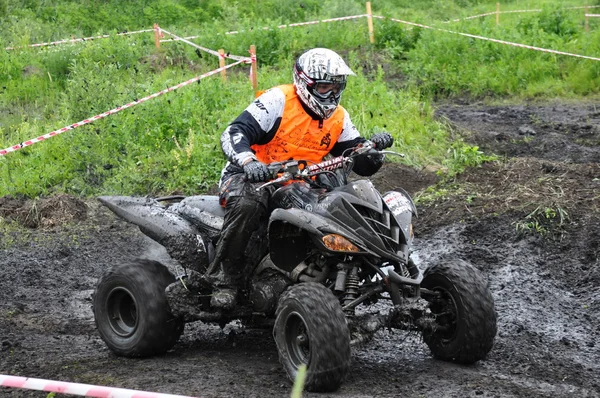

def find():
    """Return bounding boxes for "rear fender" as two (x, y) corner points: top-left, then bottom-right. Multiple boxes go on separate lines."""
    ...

(98, 196), (212, 271)
(169, 196), (224, 242)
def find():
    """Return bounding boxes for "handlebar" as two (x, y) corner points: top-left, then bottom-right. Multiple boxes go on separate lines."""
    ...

(255, 141), (404, 190)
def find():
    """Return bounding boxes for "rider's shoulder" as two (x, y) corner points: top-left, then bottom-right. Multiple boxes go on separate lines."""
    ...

(254, 86), (286, 107)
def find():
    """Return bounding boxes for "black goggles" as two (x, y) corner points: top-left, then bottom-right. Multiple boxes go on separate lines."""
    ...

(311, 80), (346, 99)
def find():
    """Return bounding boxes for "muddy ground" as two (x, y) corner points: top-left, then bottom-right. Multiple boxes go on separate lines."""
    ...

(1, 101), (599, 397)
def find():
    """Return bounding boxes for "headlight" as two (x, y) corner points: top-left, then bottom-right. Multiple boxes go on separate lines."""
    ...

(322, 234), (360, 252)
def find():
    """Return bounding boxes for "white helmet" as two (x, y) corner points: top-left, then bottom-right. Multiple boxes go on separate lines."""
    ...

(293, 48), (355, 119)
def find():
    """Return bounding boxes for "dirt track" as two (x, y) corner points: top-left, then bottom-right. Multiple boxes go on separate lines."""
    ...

(1, 101), (599, 397)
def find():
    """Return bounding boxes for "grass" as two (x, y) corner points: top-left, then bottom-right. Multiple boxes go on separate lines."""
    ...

(1, 0), (599, 198)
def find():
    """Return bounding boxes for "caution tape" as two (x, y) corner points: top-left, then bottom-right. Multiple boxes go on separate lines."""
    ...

(379, 16), (600, 62)
(0, 59), (248, 157)
(0, 374), (198, 398)
(446, 5), (600, 23)
(445, 10), (541, 23)
(9, 5), (600, 51)
(161, 14), (368, 42)
(5, 29), (153, 51)
(275, 14), (367, 29)
(158, 27), (248, 61)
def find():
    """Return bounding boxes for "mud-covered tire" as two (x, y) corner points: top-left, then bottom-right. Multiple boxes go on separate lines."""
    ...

(421, 260), (497, 364)
(93, 259), (184, 357)
(273, 283), (351, 392)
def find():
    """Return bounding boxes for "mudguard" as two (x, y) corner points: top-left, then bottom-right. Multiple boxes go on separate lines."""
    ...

(169, 196), (224, 242)
(98, 196), (212, 271)
(383, 188), (417, 246)
(98, 196), (200, 240)
(268, 208), (376, 271)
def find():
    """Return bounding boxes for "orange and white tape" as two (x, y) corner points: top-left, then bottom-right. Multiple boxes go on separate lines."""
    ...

(446, 5), (600, 23)
(0, 59), (248, 156)
(158, 28), (248, 61)
(380, 16), (600, 62)
(161, 14), (367, 42)
(9, 4), (600, 51)
(5, 29), (153, 51)
(275, 14), (367, 30)
(445, 10), (541, 23)
(0, 374), (197, 398)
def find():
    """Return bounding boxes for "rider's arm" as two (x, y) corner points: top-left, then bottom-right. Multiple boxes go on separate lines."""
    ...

(220, 88), (285, 167)
(330, 109), (384, 177)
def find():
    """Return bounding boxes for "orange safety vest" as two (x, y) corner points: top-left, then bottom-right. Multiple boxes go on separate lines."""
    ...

(251, 84), (345, 164)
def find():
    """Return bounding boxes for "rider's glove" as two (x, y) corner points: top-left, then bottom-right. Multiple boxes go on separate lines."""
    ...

(243, 160), (270, 183)
(370, 132), (394, 149)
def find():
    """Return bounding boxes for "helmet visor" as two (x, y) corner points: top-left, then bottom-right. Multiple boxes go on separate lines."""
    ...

(312, 80), (346, 100)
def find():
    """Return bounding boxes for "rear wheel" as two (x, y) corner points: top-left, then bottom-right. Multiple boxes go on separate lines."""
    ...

(93, 259), (184, 357)
(420, 260), (497, 364)
(274, 283), (351, 392)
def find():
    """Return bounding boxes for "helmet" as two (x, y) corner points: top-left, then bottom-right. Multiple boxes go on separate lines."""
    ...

(293, 48), (355, 119)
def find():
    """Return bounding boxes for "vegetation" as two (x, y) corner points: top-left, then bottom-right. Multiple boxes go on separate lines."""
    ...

(513, 205), (570, 238)
(1, 0), (599, 197)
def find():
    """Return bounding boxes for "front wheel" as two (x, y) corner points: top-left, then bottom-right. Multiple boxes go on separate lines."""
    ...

(274, 283), (351, 392)
(93, 259), (184, 357)
(420, 260), (497, 364)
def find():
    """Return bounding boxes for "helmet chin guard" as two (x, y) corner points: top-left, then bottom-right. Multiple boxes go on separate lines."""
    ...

(293, 48), (355, 119)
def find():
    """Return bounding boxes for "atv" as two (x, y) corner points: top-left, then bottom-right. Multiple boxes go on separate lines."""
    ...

(92, 142), (497, 392)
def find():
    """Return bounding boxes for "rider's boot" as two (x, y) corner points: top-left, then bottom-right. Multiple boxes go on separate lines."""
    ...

(195, 259), (243, 311)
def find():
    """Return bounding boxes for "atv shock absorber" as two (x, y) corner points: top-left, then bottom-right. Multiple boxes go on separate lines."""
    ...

(342, 267), (360, 316)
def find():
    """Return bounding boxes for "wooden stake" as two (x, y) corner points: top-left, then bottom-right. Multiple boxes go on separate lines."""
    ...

(153, 23), (160, 48)
(250, 45), (258, 93)
(366, 2), (375, 44)
(586, 5), (589, 33)
(496, 3), (500, 26)
(218, 49), (227, 81)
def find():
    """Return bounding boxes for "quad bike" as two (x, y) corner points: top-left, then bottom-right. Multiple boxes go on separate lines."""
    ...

(92, 142), (497, 392)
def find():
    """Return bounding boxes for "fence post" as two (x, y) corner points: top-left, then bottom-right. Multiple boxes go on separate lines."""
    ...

(496, 3), (500, 26)
(218, 49), (227, 81)
(153, 23), (161, 48)
(585, 4), (589, 33)
(366, 2), (375, 44)
(250, 45), (258, 94)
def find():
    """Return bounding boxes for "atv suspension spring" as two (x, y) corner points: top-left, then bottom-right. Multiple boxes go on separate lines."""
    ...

(399, 263), (411, 278)
(342, 268), (360, 315)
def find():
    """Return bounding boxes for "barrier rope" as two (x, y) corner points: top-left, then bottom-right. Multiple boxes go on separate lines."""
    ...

(445, 10), (541, 23)
(445, 5), (600, 23)
(374, 15), (600, 62)
(0, 374), (198, 398)
(8, 5), (600, 51)
(161, 14), (368, 42)
(0, 59), (248, 156)
(8, 6), (598, 52)
(158, 28), (248, 61)
(4, 29), (153, 51)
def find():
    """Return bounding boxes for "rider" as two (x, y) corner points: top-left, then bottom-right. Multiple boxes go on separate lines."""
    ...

(202, 47), (394, 310)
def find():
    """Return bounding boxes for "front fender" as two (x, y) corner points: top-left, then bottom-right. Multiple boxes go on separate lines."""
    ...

(268, 208), (374, 271)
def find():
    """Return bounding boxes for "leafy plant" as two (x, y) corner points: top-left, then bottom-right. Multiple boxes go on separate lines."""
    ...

(513, 205), (570, 238)
(442, 142), (497, 177)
